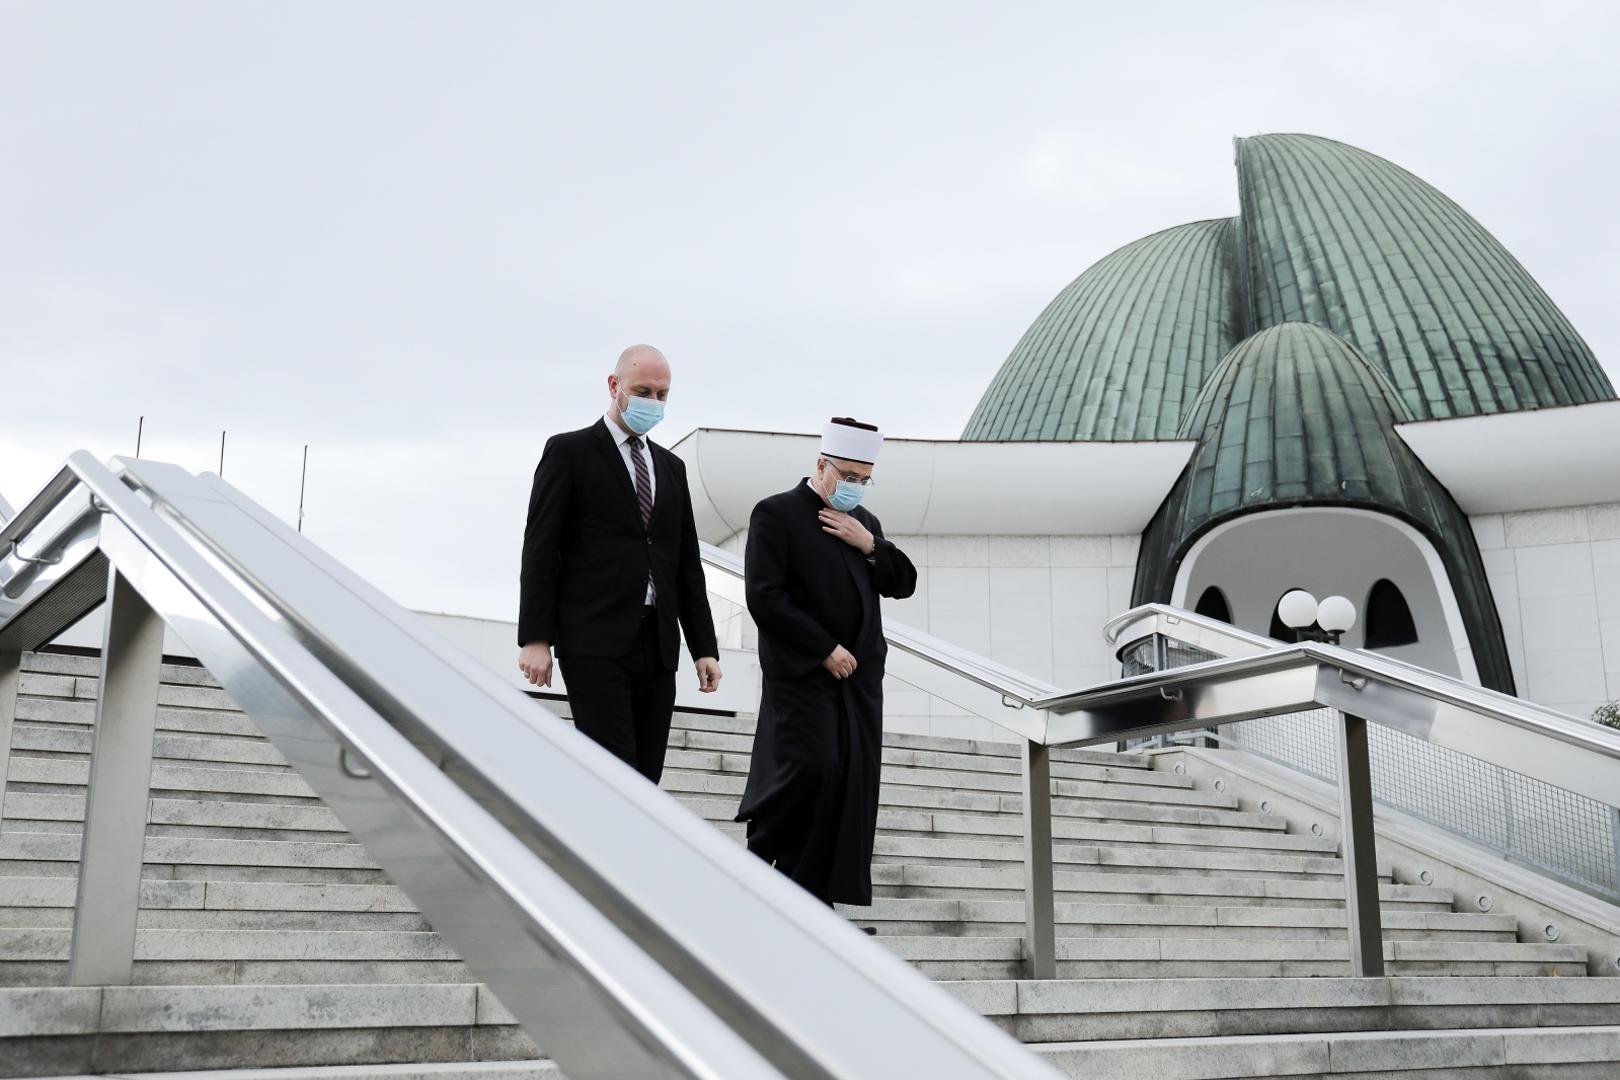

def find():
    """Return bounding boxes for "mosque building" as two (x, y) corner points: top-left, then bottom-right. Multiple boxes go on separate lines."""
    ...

(675, 134), (1620, 736)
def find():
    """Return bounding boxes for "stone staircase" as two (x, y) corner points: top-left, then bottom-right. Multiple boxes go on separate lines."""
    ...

(2, 652), (1618, 1078)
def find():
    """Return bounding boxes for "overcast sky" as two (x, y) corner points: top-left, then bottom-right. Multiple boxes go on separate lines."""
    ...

(4, 1), (1617, 622)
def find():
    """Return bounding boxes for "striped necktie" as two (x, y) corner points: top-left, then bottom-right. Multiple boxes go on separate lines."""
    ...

(629, 437), (656, 604)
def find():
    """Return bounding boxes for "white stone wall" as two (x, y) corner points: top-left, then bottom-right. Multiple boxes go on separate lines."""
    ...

(1471, 502), (1620, 719)
(710, 530), (1139, 742)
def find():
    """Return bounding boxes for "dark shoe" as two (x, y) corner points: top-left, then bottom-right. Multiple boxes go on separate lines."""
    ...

(859, 926), (878, 936)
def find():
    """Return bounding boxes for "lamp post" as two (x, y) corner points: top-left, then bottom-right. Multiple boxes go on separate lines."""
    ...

(1279, 589), (1358, 645)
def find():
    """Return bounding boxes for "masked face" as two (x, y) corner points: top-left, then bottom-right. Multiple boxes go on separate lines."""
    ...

(818, 457), (871, 511)
(613, 383), (665, 435)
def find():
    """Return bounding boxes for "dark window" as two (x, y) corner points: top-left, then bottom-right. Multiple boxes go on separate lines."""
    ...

(1269, 587), (1308, 641)
(1365, 579), (1418, 647)
(1194, 586), (1232, 623)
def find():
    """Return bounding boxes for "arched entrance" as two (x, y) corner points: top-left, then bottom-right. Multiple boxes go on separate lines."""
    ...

(1170, 507), (1481, 684)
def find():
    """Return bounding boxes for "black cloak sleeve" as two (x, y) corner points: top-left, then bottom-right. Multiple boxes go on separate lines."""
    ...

(745, 498), (839, 676)
(861, 512), (917, 600)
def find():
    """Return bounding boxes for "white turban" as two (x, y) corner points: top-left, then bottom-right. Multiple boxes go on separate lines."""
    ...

(821, 417), (882, 465)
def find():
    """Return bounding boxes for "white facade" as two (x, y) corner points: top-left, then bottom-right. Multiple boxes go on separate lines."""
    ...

(1472, 501), (1620, 719)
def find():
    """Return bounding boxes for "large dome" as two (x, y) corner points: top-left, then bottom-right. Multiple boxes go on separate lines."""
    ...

(965, 134), (1614, 440)
(963, 218), (1242, 441)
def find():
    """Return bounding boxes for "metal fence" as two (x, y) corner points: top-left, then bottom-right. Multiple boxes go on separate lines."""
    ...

(1123, 635), (1620, 904)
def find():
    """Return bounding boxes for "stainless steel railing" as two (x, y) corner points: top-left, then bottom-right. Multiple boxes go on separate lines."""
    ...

(1106, 605), (1620, 903)
(0, 454), (1059, 1080)
(700, 551), (1620, 979)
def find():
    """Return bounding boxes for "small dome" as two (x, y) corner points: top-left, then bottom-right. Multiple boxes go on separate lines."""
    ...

(1133, 322), (1515, 690)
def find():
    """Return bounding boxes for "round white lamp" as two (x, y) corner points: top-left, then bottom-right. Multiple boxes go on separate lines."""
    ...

(1317, 595), (1357, 642)
(1277, 589), (1320, 633)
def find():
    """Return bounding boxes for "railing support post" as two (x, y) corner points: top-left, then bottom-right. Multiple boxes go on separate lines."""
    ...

(1609, 805), (1620, 903)
(0, 650), (19, 829)
(68, 567), (163, 986)
(1022, 738), (1056, 979)
(1334, 709), (1385, 977)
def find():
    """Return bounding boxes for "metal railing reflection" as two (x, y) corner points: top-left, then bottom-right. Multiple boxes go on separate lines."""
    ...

(1114, 623), (1620, 904)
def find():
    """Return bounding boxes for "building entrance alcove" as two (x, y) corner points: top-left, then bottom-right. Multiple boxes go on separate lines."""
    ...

(1170, 506), (1480, 683)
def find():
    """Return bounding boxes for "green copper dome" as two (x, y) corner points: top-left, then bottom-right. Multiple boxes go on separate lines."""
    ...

(1132, 322), (1514, 691)
(965, 134), (1614, 441)
(962, 218), (1243, 441)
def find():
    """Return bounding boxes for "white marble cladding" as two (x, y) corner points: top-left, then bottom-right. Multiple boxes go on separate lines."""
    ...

(1471, 501), (1620, 719)
(711, 531), (1139, 743)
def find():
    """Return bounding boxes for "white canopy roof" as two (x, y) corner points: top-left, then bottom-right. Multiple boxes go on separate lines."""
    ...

(667, 428), (1195, 543)
(1395, 400), (1620, 514)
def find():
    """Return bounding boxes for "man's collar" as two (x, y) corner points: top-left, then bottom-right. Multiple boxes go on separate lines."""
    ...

(601, 412), (638, 445)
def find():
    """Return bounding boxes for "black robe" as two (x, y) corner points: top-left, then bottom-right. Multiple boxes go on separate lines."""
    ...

(735, 480), (917, 906)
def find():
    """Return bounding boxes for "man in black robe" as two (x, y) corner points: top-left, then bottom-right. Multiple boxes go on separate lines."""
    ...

(736, 417), (917, 909)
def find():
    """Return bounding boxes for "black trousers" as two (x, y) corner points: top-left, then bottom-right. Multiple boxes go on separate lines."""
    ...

(559, 609), (678, 783)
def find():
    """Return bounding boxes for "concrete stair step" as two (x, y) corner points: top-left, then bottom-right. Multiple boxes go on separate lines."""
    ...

(0, 983), (536, 1075)
(0, 961), (477, 989)
(661, 707), (1147, 770)
(9, 724), (286, 769)
(868, 864), (1451, 909)
(0, 909), (431, 932)
(837, 898), (1517, 939)
(22, 653), (217, 683)
(662, 755), (1207, 802)
(0, 929), (458, 963)
(676, 796), (1333, 855)
(657, 743), (1161, 787)
(0, 834), (375, 873)
(6, 793), (349, 835)
(881, 937), (1592, 980)
(1033, 1025), (1620, 1078)
(0, 878), (414, 914)
(665, 783), (1281, 836)
(657, 767), (1250, 819)
(869, 834), (1358, 875)
(6, 758), (312, 800)
(24, 1065), (556, 1080)
(0, 834), (388, 885)
(946, 976), (1620, 1043)
(16, 694), (272, 740)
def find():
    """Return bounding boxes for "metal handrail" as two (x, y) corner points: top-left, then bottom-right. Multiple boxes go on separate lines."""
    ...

(0, 454), (1059, 1080)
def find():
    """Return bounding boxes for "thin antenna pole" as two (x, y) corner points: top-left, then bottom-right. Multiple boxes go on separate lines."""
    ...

(219, 431), (227, 477)
(297, 445), (309, 533)
(135, 416), (144, 457)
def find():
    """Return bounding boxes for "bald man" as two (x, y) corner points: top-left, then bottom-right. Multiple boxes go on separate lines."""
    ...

(518, 345), (721, 782)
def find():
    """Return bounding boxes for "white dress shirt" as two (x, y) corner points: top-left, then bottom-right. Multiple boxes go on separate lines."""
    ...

(603, 414), (657, 604)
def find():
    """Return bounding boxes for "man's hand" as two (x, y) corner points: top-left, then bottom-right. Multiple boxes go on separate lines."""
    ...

(819, 509), (874, 555)
(695, 656), (722, 693)
(518, 642), (554, 688)
(822, 644), (858, 679)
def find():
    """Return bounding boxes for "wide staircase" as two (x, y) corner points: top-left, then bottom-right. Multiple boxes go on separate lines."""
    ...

(4, 650), (1617, 1078)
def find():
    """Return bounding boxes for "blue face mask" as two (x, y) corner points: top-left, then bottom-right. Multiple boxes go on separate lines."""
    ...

(617, 389), (665, 435)
(828, 478), (865, 512)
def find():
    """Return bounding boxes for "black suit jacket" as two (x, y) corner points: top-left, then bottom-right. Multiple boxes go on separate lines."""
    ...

(519, 419), (719, 670)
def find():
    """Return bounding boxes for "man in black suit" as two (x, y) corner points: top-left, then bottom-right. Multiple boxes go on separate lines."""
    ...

(518, 344), (721, 782)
